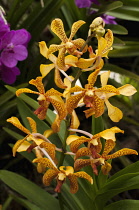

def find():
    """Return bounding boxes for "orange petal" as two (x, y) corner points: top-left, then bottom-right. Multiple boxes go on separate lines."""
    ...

(33, 158), (58, 170)
(105, 99), (123, 122)
(105, 148), (138, 160)
(95, 85), (119, 99)
(46, 88), (62, 97)
(34, 101), (49, 120)
(7, 117), (30, 134)
(74, 159), (91, 171)
(51, 18), (68, 43)
(48, 95), (66, 120)
(74, 171), (93, 184)
(27, 117), (37, 133)
(66, 92), (85, 114)
(16, 88), (39, 97)
(43, 169), (58, 186)
(47, 44), (65, 56)
(117, 84), (137, 96)
(29, 77), (45, 94)
(70, 137), (90, 153)
(68, 174), (78, 194)
(39, 41), (48, 57)
(68, 86), (84, 93)
(54, 68), (67, 89)
(12, 138), (28, 156)
(102, 139), (116, 156)
(40, 64), (55, 78)
(101, 161), (112, 175)
(69, 20), (85, 41)
(59, 166), (74, 175)
(40, 142), (56, 160)
(72, 38), (87, 52)
(51, 115), (61, 133)
(84, 108), (95, 118)
(66, 135), (80, 145)
(87, 69), (100, 85)
(75, 147), (92, 160)
(56, 48), (67, 71)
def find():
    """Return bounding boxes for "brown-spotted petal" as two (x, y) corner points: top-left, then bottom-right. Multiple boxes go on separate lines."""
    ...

(65, 55), (78, 67)
(74, 171), (93, 184)
(16, 88), (39, 97)
(47, 44), (65, 56)
(77, 57), (96, 69)
(105, 148), (138, 160)
(56, 48), (67, 71)
(75, 147), (92, 160)
(7, 117), (30, 134)
(100, 127), (124, 142)
(51, 18), (68, 43)
(70, 110), (80, 130)
(33, 158), (58, 170)
(87, 69), (100, 86)
(70, 137), (90, 153)
(102, 139), (116, 156)
(29, 77), (45, 94)
(72, 38), (87, 52)
(27, 117), (37, 133)
(66, 92), (85, 114)
(67, 174), (78, 194)
(40, 142), (56, 160)
(54, 68), (67, 89)
(101, 161), (112, 175)
(12, 138), (29, 156)
(43, 169), (59, 186)
(74, 159), (91, 171)
(69, 20), (85, 41)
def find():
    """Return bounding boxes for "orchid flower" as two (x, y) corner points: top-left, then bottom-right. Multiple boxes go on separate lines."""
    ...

(33, 158), (93, 193)
(16, 76), (67, 132)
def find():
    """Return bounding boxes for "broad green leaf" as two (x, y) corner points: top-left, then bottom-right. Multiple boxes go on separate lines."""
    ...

(106, 24), (128, 35)
(97, 1), (123, 14)
(103, 63), (139, 82)
(104, 199), (139, 210)
(109, 41), (139, 57)
(0, 170), (60, 210)
(12, 195), (41, 210)
(108, 161), (139, 182)
(95, 172), (139, 209)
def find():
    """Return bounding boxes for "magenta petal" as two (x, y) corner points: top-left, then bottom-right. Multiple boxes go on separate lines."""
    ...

(11, 29), (30, 45)
(1, 50), (18, 68)
(0, 31), (15, 49)
(75, 0), (92, 8)
(13, 45), (28, 61)
(0, 66), (20, 84)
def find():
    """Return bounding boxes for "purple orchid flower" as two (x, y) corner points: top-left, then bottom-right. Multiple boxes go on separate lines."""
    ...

(75, 0), (99, 8)
(101, 14), (117, 25)
(0, 60), (20, 84)
(0, 29), (31, 68)
(0, 16), (10, 39)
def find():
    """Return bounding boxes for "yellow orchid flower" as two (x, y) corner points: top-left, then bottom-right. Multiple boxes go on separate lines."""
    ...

(66, 126), (124, 154)
(33, 158), (93, 193)
(47, 18), (87, 70)
(6, 116), (54, 156)
(76, 29), (113, 72)
(74, 139), (138, 175)
(94, 71), (137, 122)
(16, 76), (67, 132)
(39, 41), (78, 89)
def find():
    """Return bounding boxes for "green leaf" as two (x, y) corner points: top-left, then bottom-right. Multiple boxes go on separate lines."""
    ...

(0, 170), (60, 210)
(104, 200), (139, 210)
(108, 161), (139, 182)
(12, 195), (41, 210)
(106, 24), (128, 35)
(97, 1), (123, 14)
(103, 63), (139, 82)
(95, 172), (139, 209)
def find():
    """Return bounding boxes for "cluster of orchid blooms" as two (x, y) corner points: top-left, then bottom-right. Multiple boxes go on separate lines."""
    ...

(0, 7), (30, 84)
(7, 17), (138, 194)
